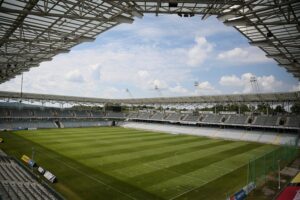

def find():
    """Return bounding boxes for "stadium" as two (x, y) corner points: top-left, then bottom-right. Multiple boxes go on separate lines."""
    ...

(0, 0), (300, 200)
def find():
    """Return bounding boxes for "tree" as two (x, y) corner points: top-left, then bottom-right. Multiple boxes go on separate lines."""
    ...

(256, 103), (273, 114)
(273, 105), (285, 114)
(291, 102), (300, 114)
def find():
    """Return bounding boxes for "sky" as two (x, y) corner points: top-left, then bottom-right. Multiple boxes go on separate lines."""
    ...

(0, 14), (299, 99)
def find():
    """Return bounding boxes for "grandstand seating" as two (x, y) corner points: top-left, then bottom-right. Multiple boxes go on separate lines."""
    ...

(181, 114), (200, 122)
(121, 122), (298, 145)
(224, 115), (249, 125)
(10, 108), (33, 118)
(0, 106), (299, 131)
(150, 112), (164, 121)
(137, 112), (151, 120)
(61, 120), (111, 128)
(253, 115), (279, 127)
(0, 120), (56, 130)
(0, 150), (59, 200)
(33, 109), (54, 118)
(127, 112), (138, 119)
(75, 110), (91, 118)
(91, 111), (105, 118)
(0, 108), (9, 118)
(106, 112), (124, 118)
(285, 116), (300, 128)
(53, 110), (74, 118)
(201, 114), (224, 124)
(165, 113), (182, 122)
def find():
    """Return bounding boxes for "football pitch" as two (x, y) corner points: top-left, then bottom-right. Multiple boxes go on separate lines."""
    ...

(0, 127), (279, 200)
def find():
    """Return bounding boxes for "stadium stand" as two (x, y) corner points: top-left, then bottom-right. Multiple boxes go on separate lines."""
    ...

(137, 112), (151, 120)
(252, 115), (280, 127)
(121, 122), (298, 145)
(0, 150), (60, 200)
(150, 112), (164, 121)
(224, 115), (249, 126)
(106, 112), (125, 118)
(285, 116), (300, 129)
(33, 109), (54, 118)
(127, 112), (139, 119)
(0, 119), (56, 130)
(53, 110), (74, 118)
(165, 112), (182, 122)
(201, 114), (225, 124)
(1, 106), (299, 131)
(181, 114), (200, 123)
(61, 120), (112, 128)
(10, 108), (32, 118)
(91, 111), (105, 118)
(74, 110), (91, 118)
(0, 103), (299, 146)
(0, 108), (9, 118)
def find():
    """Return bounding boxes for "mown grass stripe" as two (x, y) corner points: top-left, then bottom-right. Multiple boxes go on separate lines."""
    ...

(65, 136), (205, 160)
(1, 127), (278, 200)
(48, 133), (190, 153)
(147, 145), (276, 199)
(101, 140), (231, 171)
(117, 141), (247, 178)
(82, 138), (216, 167)
(1, 131), (163, 200)
(128, 143), (262, 187)
(34, 131), (172, 147)
(23, 129), (151, 141)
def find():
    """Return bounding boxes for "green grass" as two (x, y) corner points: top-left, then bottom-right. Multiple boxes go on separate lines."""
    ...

(0, 127), (279, 200)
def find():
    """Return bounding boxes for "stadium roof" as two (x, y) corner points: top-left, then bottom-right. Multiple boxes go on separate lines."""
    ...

(0, 0), (299, 83)
(0, 90), (299, 105)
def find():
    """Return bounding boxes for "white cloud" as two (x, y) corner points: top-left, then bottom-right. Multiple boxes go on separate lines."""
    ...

(290, 83), (300, 92)
(219, 75), (241, 86)
(219, 73), (283, 93)
(102, 87), (121, 98)
(137, 70), (150, 78)
(218, 48), (248, 59)
(187, 36), (213, 66)
(0, 15), (296, 98)
(194, 81), (221, 95)
(66, 70), (84, 83)
(217, 47), (270, 64)
(169, 85), (189, 95)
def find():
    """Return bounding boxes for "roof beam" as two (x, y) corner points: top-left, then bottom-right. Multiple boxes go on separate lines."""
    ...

(0, 0), (39, 48)
(0, 7), (134, 23)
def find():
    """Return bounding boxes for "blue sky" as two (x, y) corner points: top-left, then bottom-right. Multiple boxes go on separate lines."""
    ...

(0, 14), (299, 98)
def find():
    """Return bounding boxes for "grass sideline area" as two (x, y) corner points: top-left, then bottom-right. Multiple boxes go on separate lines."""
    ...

(0, 127), (279, 200)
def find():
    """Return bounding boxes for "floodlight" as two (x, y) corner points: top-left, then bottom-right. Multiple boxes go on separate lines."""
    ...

(249, 40), (273, 47)
(266, 54), (286, 59)
(29, 64), (39, 67)
(132, 10), (143, 19)
(40, 58), (53, 62)
(20, 68), (30, 72)
(113, 15), (134, 24)
(217, 13), (238, 22)
(55, 49), (70, 54)
(278, 63), (293, 68)
(169, 2), (178, 7)
(224, 17), (248, 26)
(266, 31), (273, 38)
(77, 37), (96, 43)
(286, 69), (298, 73)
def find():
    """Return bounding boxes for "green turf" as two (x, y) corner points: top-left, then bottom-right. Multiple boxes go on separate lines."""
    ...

(0, 127), (279, 200)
